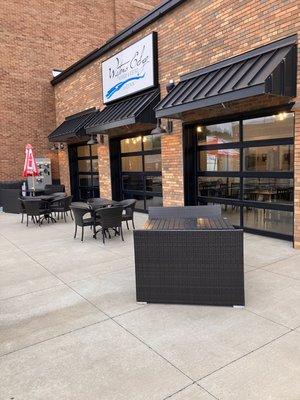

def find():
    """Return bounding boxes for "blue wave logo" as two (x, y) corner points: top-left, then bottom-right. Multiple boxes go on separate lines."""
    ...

(106, 74), (145, 99)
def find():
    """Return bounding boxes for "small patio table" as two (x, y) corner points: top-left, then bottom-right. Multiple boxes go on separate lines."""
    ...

(87, 198), (117, 210)
(86, 198), (119, 238)
(134, 217), (244, 307)
(22, 194), (57, 223)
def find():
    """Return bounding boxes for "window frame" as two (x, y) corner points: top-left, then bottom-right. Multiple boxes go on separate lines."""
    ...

(119, 133), (163, 211)
(187, 108), (294, 240)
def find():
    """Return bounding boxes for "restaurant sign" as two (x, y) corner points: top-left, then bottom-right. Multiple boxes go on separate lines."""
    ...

(102, 32), (157, 104)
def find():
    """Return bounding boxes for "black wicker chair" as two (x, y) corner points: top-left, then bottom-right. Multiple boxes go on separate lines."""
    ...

(94, 206), (124, 244)
(22, 199), (52, 226)
(50, 195), (73, 222)
(116, 199), (136, 229)
(148, 205), (221, 219)
(70, 204), (95, 241)
(18, 198), (27, 223)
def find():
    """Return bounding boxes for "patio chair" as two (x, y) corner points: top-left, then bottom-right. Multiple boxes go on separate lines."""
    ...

(115, 199), (136, 229)
(22, 199), (52, 226)
(18, 198), (26, 223)
(70, 204), (96, 241)
(148, 205), (221, 219)
(50, 195), (73, 222)
(94, 206), (124, 244)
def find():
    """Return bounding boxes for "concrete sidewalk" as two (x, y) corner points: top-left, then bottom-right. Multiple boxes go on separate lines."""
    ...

(0, 212), (299, 399)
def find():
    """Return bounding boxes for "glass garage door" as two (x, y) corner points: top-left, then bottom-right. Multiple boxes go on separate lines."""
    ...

(68, 143), (99, 201)
(120, 134), (163, 211)
(192, 111), (294, 240)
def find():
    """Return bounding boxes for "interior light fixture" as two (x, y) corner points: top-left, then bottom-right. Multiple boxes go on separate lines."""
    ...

(277, 112), (288, 121)
(196, 126), (202, 133)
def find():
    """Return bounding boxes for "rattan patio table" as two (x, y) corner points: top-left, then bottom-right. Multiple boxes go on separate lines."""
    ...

(133, 217), (244, 306)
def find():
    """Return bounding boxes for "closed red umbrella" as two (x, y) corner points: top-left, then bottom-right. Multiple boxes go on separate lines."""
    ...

(22, 144), (39, 191)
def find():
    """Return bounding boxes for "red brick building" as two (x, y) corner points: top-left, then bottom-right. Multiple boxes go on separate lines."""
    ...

(5, 0), (299, 246)
(0, 0), (161, 182)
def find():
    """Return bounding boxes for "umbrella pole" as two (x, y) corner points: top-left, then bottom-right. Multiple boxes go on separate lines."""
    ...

(32, 173), (36, 196)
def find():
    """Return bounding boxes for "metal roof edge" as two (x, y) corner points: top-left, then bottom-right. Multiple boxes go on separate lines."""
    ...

(65, 107), (98, 120)
(51, 0), (187, 86)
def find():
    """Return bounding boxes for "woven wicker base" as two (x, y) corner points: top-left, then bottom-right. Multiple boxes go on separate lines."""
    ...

(134, 228), (244, 307)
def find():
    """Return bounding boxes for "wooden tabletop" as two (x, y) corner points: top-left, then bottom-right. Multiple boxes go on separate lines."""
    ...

(144, 217), (235, 231)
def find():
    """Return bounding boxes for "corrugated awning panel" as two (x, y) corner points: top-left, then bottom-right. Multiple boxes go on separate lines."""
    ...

(85, 89), (160, 133)
(156, 35), (297, 118)
(48, 109), (99, 141)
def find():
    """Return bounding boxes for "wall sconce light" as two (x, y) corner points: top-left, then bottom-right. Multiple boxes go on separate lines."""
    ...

(87, 133), (106, 145)
(151, 119), (167, 136)
(87, 134), (98, 145)
(166, 79), (175, 93)
(151, 119), (173, 136)
(50, 142), (64, 151)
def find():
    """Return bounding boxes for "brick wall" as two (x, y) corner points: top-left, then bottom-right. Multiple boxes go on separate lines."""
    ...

(58, 148), (71, 195)
(116, 0), (162, 32)
(0, 0), (161, 183)
(98, 136), (112, 200)
(53, 0), (300, 244)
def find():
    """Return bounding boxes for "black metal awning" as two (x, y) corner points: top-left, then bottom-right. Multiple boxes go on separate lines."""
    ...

(48, 108), (99, 142)
(85, 89), (160, 134)
(156, 35), (297, 119)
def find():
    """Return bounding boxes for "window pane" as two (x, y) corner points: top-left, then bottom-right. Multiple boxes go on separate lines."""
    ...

(121, 156), (143, 172)
(243, 178), (293, 204)
(91, 144), (98, 156)
(220, 204), (240, 226)
(197, 122), (239, 145)
(120, 136), (142, 153)
(91, 158), (98, 172)
(123, 192), (144, 210)
(199, 149), (240, 171)
(143, 135), (161, 151)
(78, 175), (92, 187)
(79, 188), (93, 200)
(146, 195), (163, 209)
(146, 176), (162, 193)
(199, 200), (241, 226)
(144, 154), (162, 172)
(122, 174), (144, 191)
(243, 113), (294, 141)
(77, 145), (90, 157)
(78, 159), (91, 172)
(243, 145), (293, 171)
(243, 208), (293, 236)
(92, 175), (99, 187)
(198, 177), (240, 199)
